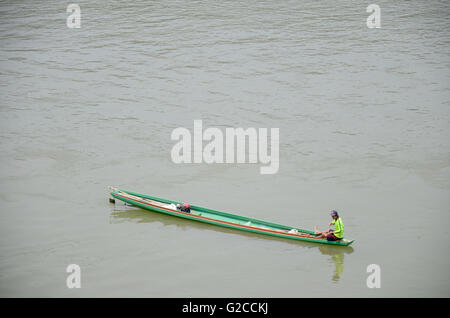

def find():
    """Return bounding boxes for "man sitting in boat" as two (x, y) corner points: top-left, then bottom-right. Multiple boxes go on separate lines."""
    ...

(176, 203), (191, 213)
(314, 210), (344, 241)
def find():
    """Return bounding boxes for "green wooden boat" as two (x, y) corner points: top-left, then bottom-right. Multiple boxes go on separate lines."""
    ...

(109, 187), (354, 246)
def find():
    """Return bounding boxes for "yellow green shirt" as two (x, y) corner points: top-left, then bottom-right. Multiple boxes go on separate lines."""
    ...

(331, 218), (344, 238)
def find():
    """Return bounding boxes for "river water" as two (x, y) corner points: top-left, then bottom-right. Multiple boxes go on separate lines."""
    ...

(0, 0), (449, 297)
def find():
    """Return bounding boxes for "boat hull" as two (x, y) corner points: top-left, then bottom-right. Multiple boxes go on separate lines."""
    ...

(110, 187), (354, 246)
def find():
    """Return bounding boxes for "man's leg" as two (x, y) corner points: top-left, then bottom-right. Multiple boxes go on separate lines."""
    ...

(314, 226), (330, 238)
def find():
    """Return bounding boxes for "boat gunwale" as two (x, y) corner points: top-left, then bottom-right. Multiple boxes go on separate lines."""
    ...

(111, 188), (354, 246)
(118, 188), (312, 233)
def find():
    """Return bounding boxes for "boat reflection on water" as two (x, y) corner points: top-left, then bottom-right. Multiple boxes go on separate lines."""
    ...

(318, 245), (354, 282)
(110, 204), (204, 229)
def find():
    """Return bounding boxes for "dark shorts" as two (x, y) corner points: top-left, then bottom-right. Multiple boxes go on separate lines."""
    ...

(326, 233), (342, 241)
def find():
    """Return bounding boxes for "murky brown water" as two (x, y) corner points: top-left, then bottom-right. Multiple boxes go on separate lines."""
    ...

(0, 0), (449, 297)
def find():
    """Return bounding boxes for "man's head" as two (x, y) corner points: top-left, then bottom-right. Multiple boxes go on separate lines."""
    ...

(330, 210), (339, 219)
